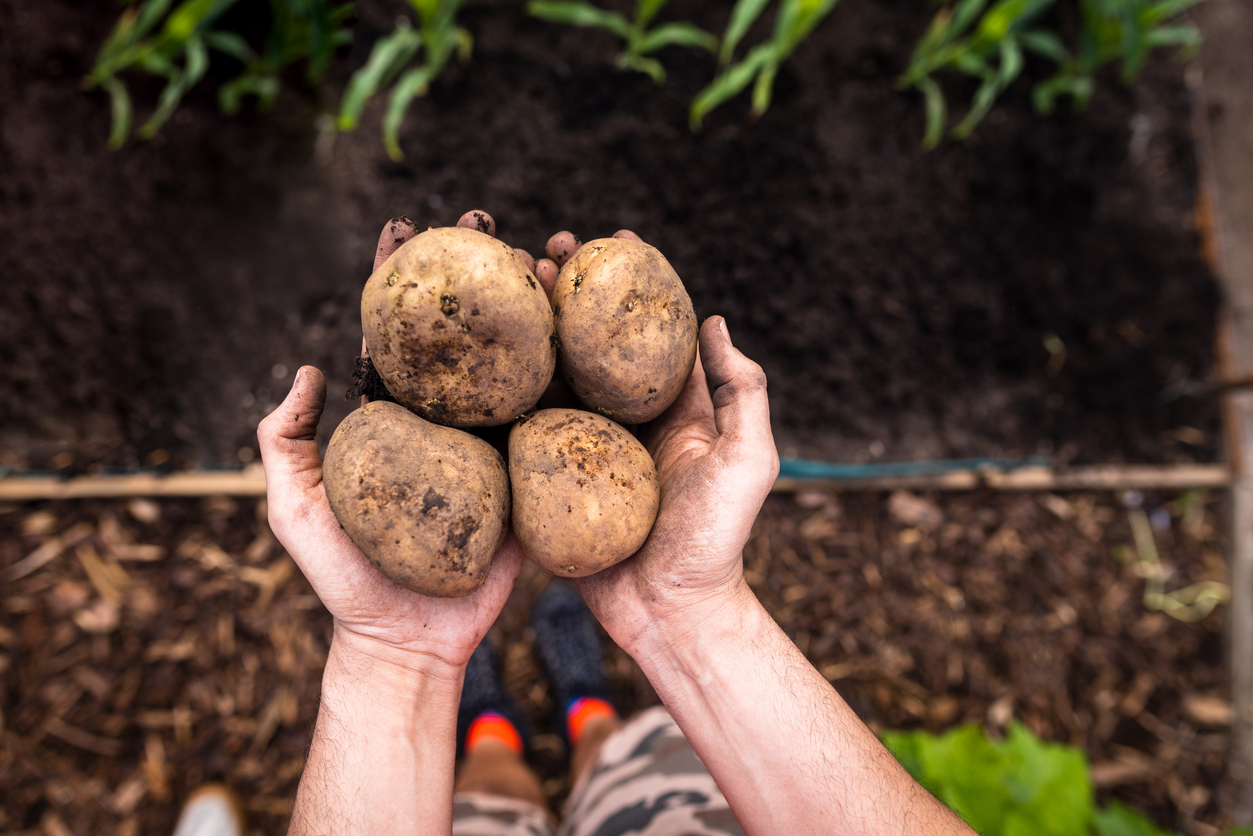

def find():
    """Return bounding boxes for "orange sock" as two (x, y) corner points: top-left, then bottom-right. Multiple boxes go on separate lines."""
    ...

(465, 711), (523, 757)
(566, 697), (617, 746)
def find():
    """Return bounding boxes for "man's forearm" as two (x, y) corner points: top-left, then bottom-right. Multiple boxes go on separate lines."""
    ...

(289, 628), (464, 836)
(629, 583), (974, 836)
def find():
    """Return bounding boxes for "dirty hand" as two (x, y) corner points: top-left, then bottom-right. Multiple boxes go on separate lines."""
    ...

(576, 315), (780, 656)
(257, 211), (527, 675)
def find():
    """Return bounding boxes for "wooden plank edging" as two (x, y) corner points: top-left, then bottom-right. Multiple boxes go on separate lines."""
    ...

(0, 463), (1231, 501)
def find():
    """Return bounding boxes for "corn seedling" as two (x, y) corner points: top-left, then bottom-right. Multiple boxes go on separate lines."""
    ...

(690, 0), (839, 130)
(89, 0), (353, 149)
(336, 0), (471, 161)
(901, 0), (1204, 149)
(527, 0), (717, 85)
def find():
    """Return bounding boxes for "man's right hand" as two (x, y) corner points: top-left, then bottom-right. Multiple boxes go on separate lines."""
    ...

(575, 315), (780, 658)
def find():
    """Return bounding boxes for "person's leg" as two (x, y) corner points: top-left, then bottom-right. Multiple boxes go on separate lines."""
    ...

(560, 707), (744, 836)
(569, 713), (621, 785)
(453, 640), (557, 836)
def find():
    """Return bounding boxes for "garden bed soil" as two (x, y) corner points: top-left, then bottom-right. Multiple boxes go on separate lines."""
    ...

(0, 490), (1234, 833)
(0, 0), (1223, 471)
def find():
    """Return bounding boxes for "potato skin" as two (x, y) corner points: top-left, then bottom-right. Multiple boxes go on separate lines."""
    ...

(509, 408), (659, 577)
(552, 238), (697, 424)
(363, 226), (556, 427)
(323, 401), (510, 598)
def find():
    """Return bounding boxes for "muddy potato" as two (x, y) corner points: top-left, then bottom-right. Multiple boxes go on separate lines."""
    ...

(552, 238), (697, 424)
(323, 401), (510, 598)
(363, 226), (555, 427)
(509, 408), (659, 577)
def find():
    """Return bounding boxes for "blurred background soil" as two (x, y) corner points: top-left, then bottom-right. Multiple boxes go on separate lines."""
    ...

(0, 0), (1222, 471)
(0, 489), (1233, 833)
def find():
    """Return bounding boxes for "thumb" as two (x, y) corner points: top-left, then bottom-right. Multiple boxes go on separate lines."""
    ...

(258, 366), (328, 492)
(699, 318), (778, 473)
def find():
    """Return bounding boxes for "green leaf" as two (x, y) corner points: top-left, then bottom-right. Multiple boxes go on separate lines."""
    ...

(951, 0), (992, 38)
(161, 0), (239, 44)
(526, 1), (632, 39)
(749, 58), (777, 116)
(636, 0), (669, 28)
(618, 52), (666, 83)
(219, 71), (280, 113)
(382, 63), (437, 160)
(204, 30), (255, 63)
(996, 35), (1023, 88)
(135, 0), (177, 40)
(689, 42), (773, 129)
(917, 75), (946, 149)
(1145, 0), (1209, 22)
(1019, 28), (1068, 63)
(337, 24), (423, 131)
(138, 33), (209, 138)
(719, 0), (772, 64)
(102, 76), (133, 149)
(881, 723), (1093, 834)
(1093, 801), (1177, 836)
(1144, 23), (1201, 49)
(638, 22), (718, 54)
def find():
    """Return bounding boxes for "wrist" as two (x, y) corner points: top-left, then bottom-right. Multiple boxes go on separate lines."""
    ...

(624, 578), (765, 674)
(322, 622), (465, 713)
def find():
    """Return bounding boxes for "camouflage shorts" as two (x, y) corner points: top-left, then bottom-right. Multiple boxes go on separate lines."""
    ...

(452, 706), (744, 836)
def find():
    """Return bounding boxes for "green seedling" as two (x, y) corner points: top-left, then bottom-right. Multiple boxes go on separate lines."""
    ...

(1031, 0), (1204, 114)
(337, 0), (471, 161)
(690, 0), (839, 129)
(527, 0), (717, 85)
(901, 0), (1204, 149)
(88, 0), (353, 149)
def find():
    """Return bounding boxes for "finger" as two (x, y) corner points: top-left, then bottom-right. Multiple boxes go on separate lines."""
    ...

(375, 216), (419, 271)
(545, 231), (581, 268)
(258, 366), (327, 492)
(699, 317), (777, 470)
(612, 229), (642, 242)
(464, 534), (525, 624)
(535, 258), (559, 300)
(514, 247), (536, 274)
(457, 209), (496, 236)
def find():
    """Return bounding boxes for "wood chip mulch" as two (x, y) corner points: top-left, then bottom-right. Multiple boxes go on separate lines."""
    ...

(0, 489), (1235, 835)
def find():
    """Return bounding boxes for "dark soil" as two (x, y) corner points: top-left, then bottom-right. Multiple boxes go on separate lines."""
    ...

(0, 0), (1222, 471)
(0, 489), (1234, 833)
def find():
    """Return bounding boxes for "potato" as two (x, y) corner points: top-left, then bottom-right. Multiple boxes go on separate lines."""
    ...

(509, 408), (659, 577)
(362, 226), (555, 427)
(323, 401), (509, 598)
(552, 238), (697, 424)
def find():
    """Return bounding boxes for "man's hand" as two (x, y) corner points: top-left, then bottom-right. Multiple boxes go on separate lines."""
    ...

(258, 209), (526, 674)
(576, 314), (780, 656)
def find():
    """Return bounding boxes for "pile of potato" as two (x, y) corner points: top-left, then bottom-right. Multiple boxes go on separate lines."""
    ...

(322, 220), (698, 597)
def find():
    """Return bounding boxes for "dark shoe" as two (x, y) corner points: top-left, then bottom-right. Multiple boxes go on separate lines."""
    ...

(456, 637), (530, 757)
(530, 582), (616, 746)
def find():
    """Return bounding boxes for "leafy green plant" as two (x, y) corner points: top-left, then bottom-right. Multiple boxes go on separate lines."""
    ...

(527, 0), (717, 84)
(882, 722), (1245, 836)
(87, 0), (353, 149)
(336, 0), (471, 161)
(690, 0), (839, 129)
(900, 0), (1204, 149)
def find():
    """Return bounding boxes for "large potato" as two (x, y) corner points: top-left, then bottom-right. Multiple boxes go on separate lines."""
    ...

(323, 401), (509, 597)
(363, 226), (556, 427)
(552, 238), (697, 424)
(509, 408), (659, 577)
